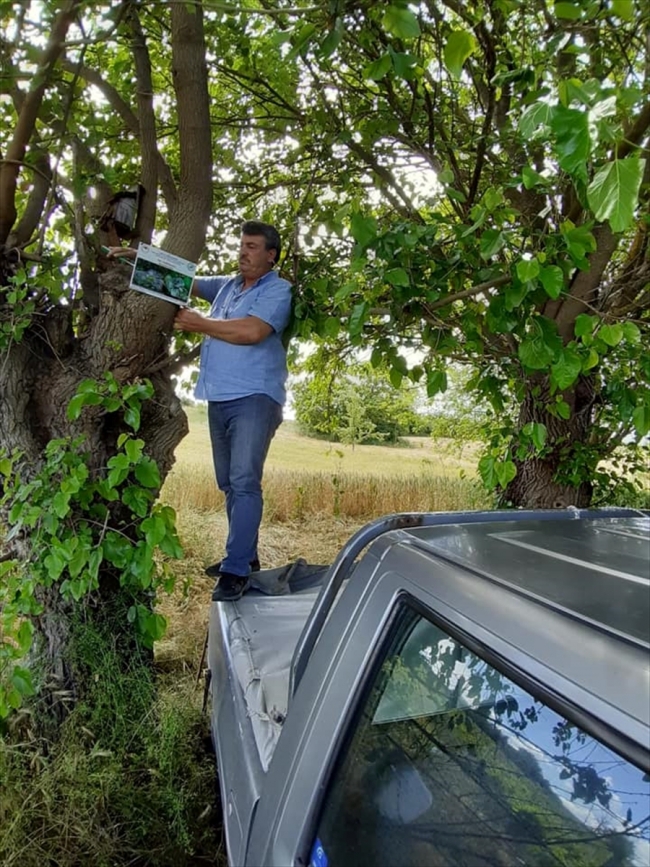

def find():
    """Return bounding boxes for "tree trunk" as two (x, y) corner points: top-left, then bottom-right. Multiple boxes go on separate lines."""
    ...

(1, 267), (188, 717)
(503, 376), (595, 509)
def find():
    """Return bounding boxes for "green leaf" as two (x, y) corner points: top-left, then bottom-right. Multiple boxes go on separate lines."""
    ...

(124, 404), (141, 431)
(384, 267), (410, 287)
(319, 23), (343, 58)
(66, 394), (86, 421)
(389, 367), (403, 388)
(348, 301), (369, 338)
(426, 369), (448, 397)
(633, 404), (650, 437)
(382, 5), (421, 39)
(122, 485), (152, 517)
(443, 29), (477, 80)
(495, 460), (517, 488)
(555, 398), (571, 419)
(478, 455), (498, 489)
(0, 456), (13, 476)
(516, 259), (540, 283)
(43, 550), (66, 581)
(141, 514), (166, 547)
(480, 229), (505, 259)
(554, 2), (583, 19)
(11, 667), (35, 698)
(124, 438), (144, 463)
(582, 348), (599, 371)
(518, 318), (562, 370)
(519, 102), (554, 139)
(575, 313), (598, 338)
(599, 323), (624, 346)
(587, 158), (645, 233)
(551, 347), (583, 391)
(522, 165), (548, 188)
(390, 51), (418, 80)
(51, 491), (71, 519)
(350, 213), (377, 247)
(364, 53), (392, 81)
(504, 282), (529, 311)
(524, 422), (547, 451)
(611, 0), (634, 20)
(134, 457), (161, 489)
(551, 106), (591, 183)
(539, 266), (564, 299)
(622, 322), (641, 344)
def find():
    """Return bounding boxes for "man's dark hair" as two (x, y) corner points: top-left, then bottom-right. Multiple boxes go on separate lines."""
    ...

(241, 220), (281, 263)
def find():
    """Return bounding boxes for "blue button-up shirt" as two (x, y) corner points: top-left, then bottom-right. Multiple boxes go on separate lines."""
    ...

(193, 270), (292, 406)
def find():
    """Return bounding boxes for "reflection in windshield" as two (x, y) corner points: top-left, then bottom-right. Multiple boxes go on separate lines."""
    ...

(314, 611), (650, 867)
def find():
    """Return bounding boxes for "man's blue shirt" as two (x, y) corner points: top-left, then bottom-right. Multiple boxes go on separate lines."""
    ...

(193, 270), (292, 406)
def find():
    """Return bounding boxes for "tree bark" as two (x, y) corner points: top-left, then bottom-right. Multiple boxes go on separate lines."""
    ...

(503, 376), (596, 509)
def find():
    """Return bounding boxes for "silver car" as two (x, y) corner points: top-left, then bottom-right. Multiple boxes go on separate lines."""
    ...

(208, 508), (650, 866)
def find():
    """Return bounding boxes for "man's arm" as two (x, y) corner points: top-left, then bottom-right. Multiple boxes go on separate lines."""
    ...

(174, 307), (272, 345)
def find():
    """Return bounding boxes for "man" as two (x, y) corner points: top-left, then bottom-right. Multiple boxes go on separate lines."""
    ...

(174, 221), (292, 601)
(110, 221), (292, 601)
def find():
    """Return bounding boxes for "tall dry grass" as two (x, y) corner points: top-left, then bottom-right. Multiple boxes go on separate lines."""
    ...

(162, 465), (490, 522)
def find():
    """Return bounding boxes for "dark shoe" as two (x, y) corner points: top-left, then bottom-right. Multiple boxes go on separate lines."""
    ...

(205, 558), (260, 579)
(211, 571), (251, 602)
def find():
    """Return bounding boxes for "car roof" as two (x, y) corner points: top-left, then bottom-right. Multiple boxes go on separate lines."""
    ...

(404, 514), (650, 645)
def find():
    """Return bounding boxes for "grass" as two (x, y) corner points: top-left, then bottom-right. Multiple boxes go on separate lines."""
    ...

(163, 404), (489, 520)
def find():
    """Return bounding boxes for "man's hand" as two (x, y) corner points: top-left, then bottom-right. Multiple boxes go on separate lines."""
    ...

(174, 308), (208, 333)
(105, 246), (137, 260)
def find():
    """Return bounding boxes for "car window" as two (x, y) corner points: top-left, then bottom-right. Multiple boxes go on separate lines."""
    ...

(309, 608), (650, 867)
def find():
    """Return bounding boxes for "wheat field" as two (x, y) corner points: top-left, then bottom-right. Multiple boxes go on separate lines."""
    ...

(156, 405), (490, 672)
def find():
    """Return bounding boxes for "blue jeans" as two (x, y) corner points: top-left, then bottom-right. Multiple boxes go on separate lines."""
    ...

(208, 394), (282, 576)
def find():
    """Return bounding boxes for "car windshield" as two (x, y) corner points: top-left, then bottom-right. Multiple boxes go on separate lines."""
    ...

(310, 608), (650, 867)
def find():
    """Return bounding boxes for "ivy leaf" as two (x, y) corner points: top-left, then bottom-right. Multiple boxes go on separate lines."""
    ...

(622, 322), (641, 344)
(382, 5), (421, 39)
(443, 29), (477, 80)
(124, 403), (141, 432)
(587, 158), (645, 233)
(523, 422), (547, 451)
(599, 323), (624, 346)
(551, 347), (583, 391)
(575, 313), (598, 338)
(134, 457), (161, 489)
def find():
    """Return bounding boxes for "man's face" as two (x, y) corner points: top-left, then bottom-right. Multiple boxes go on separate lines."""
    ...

(239, 234), (275, 281)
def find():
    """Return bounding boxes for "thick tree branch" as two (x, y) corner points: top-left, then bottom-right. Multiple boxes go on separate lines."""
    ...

(164, 1), (213, 260)
(127, 8), (158, 244)
(0, 0), (82, 245)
